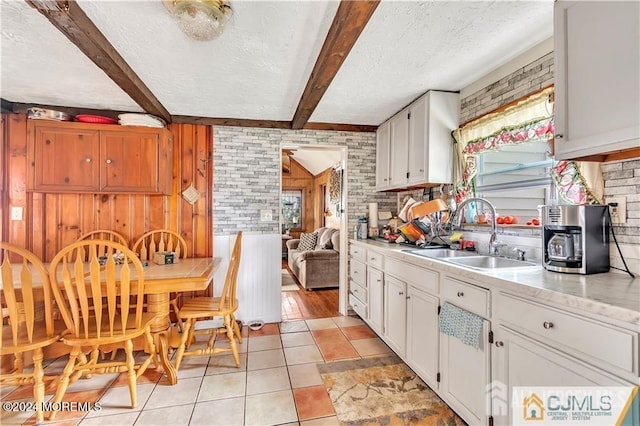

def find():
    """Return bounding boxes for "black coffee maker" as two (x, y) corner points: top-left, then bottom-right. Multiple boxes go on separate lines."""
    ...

(542, 205), (610, 274)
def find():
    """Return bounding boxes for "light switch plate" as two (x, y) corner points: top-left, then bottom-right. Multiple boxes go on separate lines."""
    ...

(607, 197), (626, 224)
(260, 209), (273, 222)
(10, 206), (23, 221)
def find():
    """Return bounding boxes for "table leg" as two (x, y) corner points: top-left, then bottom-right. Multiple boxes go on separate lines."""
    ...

(146, 293), (178, 385)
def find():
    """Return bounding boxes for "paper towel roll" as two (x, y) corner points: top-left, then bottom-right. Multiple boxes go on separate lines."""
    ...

(368, 202), (378, 228)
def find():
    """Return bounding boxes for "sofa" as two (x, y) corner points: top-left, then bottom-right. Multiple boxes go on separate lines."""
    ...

(286, 227), (340, 290)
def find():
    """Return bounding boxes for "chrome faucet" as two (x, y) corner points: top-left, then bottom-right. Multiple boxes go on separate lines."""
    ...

(448, 197), (501, 255)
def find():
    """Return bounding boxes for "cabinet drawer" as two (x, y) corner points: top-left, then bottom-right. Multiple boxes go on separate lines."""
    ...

(497, 293), (637, 375)
(367, 250), (384, 269)
(350, 259), (366, 287)
(349, 293), (367, 319)
(442, 277), (489, 318)
(386, 257), (438, 295)
(350, 244), (367, 262)
(350, 280), (367, 302)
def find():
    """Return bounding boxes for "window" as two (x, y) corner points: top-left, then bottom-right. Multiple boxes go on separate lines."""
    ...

(282, 189), (303, 234)
(475, 138), (556, 219)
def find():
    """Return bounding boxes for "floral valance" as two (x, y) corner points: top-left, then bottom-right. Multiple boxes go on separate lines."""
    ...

(551, 160), (603, 205)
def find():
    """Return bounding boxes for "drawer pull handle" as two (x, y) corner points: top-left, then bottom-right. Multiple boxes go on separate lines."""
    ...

(457, 291), (464, 297)
(353, 289), (358, 292)
(85, 157), (92, 163)
(543, 321), (554, 329)
(399, 292), (404, 296)
(495, 341), (504, 347)
(377, 279), (381, 283)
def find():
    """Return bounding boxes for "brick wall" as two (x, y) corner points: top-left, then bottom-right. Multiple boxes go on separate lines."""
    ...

(602, 159), (640, 244)
(459, 52), (554, 124)
(213, 126), (396, 236)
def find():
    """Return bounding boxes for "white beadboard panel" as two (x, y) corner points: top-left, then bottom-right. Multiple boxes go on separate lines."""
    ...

(213, 233), (282, 325)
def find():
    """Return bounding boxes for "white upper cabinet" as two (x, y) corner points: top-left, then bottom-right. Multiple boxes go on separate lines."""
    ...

(375, 121), (391, 189)
(553, 1), (640, 160)
(375, 90), (459, 191)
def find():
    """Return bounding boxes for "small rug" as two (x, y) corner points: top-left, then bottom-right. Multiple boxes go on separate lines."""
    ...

(317, 354), (465, 425)
(281, 269), (300, 291)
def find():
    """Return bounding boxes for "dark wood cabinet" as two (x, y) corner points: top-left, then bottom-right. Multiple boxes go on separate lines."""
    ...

(27, 120), (172, 195)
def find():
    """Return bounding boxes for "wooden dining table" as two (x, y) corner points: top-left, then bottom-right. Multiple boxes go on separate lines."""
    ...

(2, 257), (221, 385)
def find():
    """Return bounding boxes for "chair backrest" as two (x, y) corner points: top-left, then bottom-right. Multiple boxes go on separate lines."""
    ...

(219, 231), (242, 310)
(78, 230), (128, 260)
(49, 240), (145, 340)
(0, 242), (55, 348)
(132, 229), (188, 262)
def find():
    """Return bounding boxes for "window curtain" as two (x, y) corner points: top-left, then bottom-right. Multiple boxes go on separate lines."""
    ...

(451, 86), (604, 205)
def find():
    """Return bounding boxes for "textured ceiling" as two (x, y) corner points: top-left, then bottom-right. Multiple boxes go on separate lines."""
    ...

(0, 1), (554, 126)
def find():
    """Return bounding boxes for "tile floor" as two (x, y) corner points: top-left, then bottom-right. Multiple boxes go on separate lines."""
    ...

(1, 316), (405, 426)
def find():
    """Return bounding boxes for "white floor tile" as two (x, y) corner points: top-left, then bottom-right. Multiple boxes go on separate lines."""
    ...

(300, 415), (341, 426)
(331, 315), (364, 328)
(144, 377), (201, 410)
(288, 363), (323, 389)
(248, 335), (283, 352)
(279, 321), (309, 334)
(281, 331), (315, 348)
(134, 403), (193, 426)
(305, 318), (338, 331)
(191, 397), (245, 426)
(85, 383), (155, 418)
(197, 372), (246, 402)
(206, 352), (247, 375)
(284, 345), (324, 365)
(246, 367), (291, 395)
(79, 411), (140, 425)
(247, 349), (286, 371)
(245, 390), (298, 426)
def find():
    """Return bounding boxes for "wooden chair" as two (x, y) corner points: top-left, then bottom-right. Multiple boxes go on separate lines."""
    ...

(47, 240), (158, 420)
(173, 231), (243, 370)
(78, 230), (128, 259)
(0, 242), (66, 424)
(132, 230), (187, 323)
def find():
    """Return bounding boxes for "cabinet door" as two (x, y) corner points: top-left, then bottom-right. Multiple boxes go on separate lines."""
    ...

(100, 130), (163, 193)
(367, 266), (384, 335)
(491, 325), (636, 426)
(30, 125), (100, 192)
(406, 285), (439, 389)
(384, 274), (406, 356)
(554, 1), (640, 159)
(389, 112), (409, 188)
(407, 97), (427, 185)
(439, 315), (490, 426)
(375, 121), (391, 190)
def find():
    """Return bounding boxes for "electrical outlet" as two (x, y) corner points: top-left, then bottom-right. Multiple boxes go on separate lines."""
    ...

(607, 197), (626, 224)
(260, 209), (272, 222)
(10, 206), (23, 221)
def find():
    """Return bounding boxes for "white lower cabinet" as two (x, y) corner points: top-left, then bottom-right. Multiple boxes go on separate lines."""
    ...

(367, 266), (384, 335)
(384, 274), (407, 356)
(406, 285), (439, 389)
(439, 313), (491, 426)
(491, 325), (636, 426)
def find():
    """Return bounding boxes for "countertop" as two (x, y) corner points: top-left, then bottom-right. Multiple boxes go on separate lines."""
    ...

(350, 239), (640, 329)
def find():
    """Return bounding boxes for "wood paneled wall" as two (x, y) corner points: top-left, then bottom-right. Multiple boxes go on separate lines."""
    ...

(282, 157), (315, 237)
(0, 114), (212, 261)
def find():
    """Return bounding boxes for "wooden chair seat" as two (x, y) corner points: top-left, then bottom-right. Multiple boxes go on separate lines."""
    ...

(1, 321), (67, 355)
(173, 232), (243, 370)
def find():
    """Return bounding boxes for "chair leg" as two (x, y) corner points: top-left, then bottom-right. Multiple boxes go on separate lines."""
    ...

(174, 319), (193, 371)
(231, 313), (242, 343)
(224, 315), (240, 367)
(32, 348), (45, 425)
(138, 328), (158, 377)
(49, 346), (80, 420)
(124, 339), (137, 408)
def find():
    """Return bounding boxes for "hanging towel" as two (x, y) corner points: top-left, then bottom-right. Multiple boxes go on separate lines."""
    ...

(439, 302), (484, 349)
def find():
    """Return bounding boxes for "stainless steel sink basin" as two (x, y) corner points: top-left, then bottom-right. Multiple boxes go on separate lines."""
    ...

(406, 249), (481, 259)
(445, 256), (538, 270)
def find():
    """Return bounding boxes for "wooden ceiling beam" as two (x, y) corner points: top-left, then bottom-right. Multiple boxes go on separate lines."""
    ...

(171, 116), (291, 129)
(25, 0), (171, 123)
(291, 0), (380, 130)
(303, 122), (376, 132)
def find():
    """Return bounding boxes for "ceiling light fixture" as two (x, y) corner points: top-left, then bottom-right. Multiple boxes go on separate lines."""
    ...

(164, 0), (233, 41)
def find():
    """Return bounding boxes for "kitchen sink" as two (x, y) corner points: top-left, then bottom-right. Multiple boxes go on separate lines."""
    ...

(405, 249), (480, 258)
(444, 256), (538, 270)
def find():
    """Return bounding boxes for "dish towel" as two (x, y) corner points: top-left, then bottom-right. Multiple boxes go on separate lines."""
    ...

(439, 302), (483, 349)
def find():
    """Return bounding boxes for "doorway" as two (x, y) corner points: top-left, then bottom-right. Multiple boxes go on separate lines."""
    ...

(280, 145), (348, 318)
